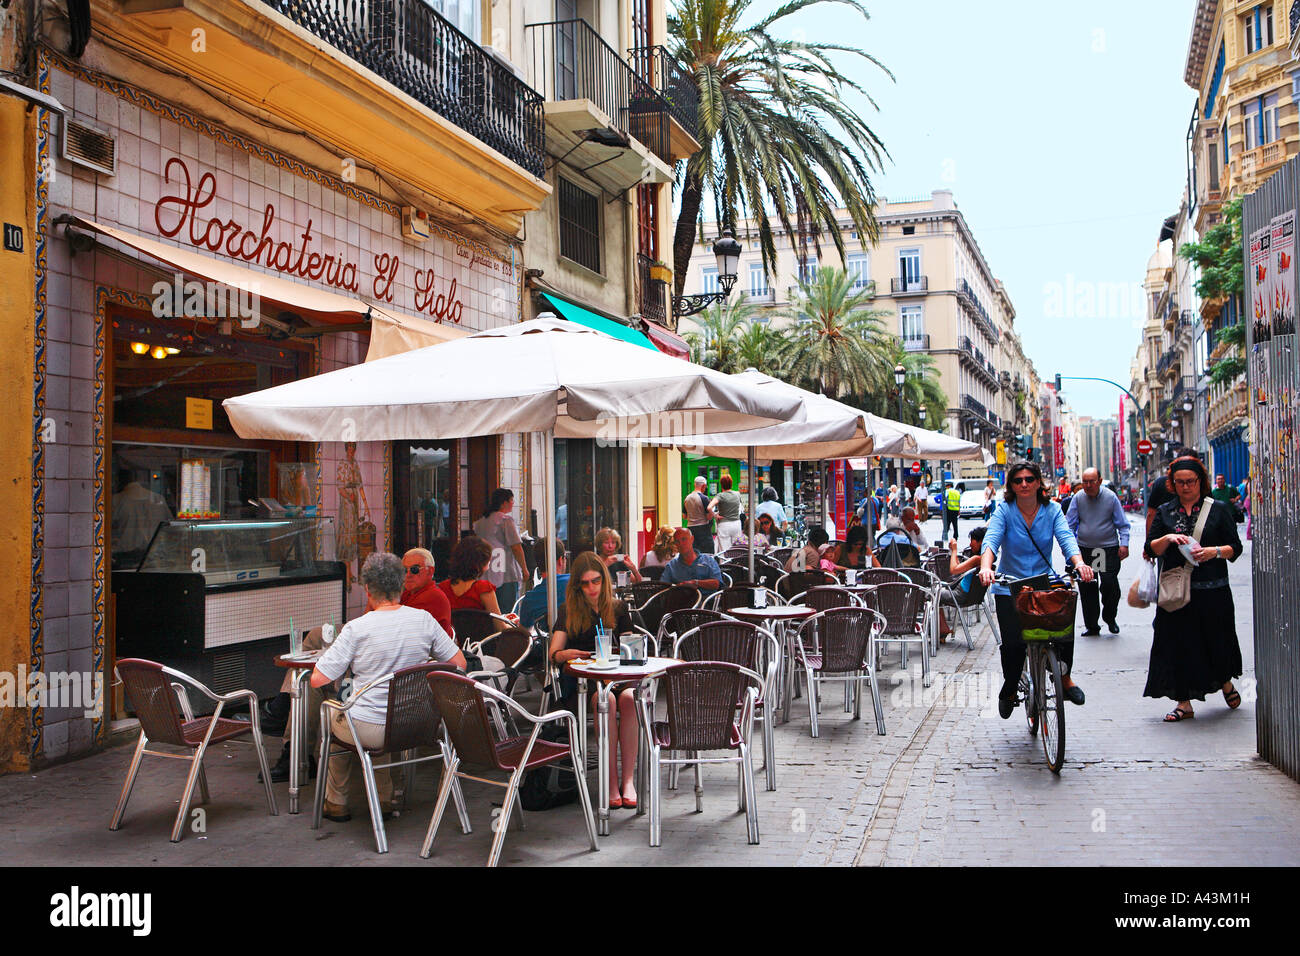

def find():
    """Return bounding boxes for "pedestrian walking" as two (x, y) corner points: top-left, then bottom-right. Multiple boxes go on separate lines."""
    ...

(710, 473), (743, 551)
(1142, 457), (1243, 722)
(940, 483), (961, 543)
(1066, 467), (1129, 635)
(683, 475), (717, 554)
(472, 487), (527, 613)
(982, 479), (996, 520)
(1146, 447), (1198, 536)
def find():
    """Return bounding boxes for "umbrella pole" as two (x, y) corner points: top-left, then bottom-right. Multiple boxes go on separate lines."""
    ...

(747, 446), (756, 581)
(543, 428), (558, 635)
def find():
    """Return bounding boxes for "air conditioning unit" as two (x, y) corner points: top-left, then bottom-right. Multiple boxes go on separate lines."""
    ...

(62, 119), (115, 176)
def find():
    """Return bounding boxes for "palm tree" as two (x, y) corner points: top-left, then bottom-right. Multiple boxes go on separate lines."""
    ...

(875, 340), (947, 425)
(668, 0), (892, 298)
(776, 266), (892, 398)
(682, 295), (752, 369)
(732, 319), (784, 376)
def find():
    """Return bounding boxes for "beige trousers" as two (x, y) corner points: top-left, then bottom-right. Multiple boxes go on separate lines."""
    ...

(324, 710), (391, 808)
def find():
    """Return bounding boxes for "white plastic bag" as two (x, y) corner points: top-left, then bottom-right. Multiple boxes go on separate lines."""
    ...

(1135, 559), (1159, 605)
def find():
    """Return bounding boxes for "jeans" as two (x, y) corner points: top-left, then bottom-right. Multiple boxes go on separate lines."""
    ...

(995, 593), (1075, 698)
(941, 508), (959, 542)
(495, 581), (520, 616)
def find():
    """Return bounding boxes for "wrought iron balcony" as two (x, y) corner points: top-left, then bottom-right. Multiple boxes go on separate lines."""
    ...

(958, 279), (999, 344)
(628, 45), (698, 141)
(890, 275), (929, 294)
(637, 253), (667, 327)
(901, 334), (930, 351)
(261, 0), (545, 176)
(526, 19), (671, 165)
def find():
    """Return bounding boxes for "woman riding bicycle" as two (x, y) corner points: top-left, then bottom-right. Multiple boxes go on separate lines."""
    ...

(979, 460), (1094, 719)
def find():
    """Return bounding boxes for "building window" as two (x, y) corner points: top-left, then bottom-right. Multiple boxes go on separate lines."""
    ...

(900, 305), (923, 342)
(748, 263), (768, 298)
(846, 254), (870, 290)
(901, 225), (915, 235)
(636, 183), (659, 259)
(1244, 3), (1274, 54)
(1263, 93), (1279, 144)
(898, 248), (921, 284)
(797, 258), (819, 284)
(702, 268), (719, 294)
(559, 178), (601, 273)
(1205, 42), (1226, 119)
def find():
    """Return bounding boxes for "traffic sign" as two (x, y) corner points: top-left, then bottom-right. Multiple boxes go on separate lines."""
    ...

(910, 461), (922, 474)
(1137, 438), (1153, 455)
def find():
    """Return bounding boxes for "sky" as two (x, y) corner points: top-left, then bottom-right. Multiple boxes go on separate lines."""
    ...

(731, 0), (1198, 418)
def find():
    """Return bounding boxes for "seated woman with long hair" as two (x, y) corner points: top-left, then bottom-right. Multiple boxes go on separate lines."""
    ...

(548, 553), (637, 807)
(640, 526), (677, 568)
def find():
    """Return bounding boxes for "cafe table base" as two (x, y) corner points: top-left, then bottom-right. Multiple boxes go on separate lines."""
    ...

(274, 655), (320, 815)
(568, 657), (676, 836)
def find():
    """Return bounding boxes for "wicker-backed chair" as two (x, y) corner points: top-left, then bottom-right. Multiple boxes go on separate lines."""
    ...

(775, 569), (838, 602)
(861, 582), (933, 687)
(110, 659), (278, 843)
(751, 560), (784, 592)
(674, 621), (781, 791)
(722, 547), (752, 562)
(657, 607), (729, 651)
(770, 547), (795, 564)
(718, 561), (753, 585)
(789, 606), (886, 736)
(640, 564), (665, 581)
(636, 584), (702, 635)
(619, 581), (668, 610)
(851, 567), (906, 588)
(421, 671), (597, 867)
(924, 553), (987, 649)
(792, 585), (858, 613)
(312, 662), (467, 854)
(450, 608), (513, 647)
(638, 662), (762, 847)
(707, 583), (780, 613)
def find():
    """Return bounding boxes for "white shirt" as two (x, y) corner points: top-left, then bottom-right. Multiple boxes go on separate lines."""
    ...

(472, 510), (524, 585)
(316, 606), (459, 725)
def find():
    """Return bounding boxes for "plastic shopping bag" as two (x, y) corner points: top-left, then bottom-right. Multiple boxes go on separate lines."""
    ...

(1128, 560), (1158, 608)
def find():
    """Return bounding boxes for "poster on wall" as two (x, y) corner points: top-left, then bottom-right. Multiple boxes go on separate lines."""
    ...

(1268, 211), (1296, 544)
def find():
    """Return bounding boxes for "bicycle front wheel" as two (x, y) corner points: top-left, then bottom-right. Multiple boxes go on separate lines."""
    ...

(1040, 647), (1067, 773)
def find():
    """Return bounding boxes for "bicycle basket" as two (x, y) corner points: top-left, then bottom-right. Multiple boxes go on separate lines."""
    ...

(1015, 583), (1076, 642)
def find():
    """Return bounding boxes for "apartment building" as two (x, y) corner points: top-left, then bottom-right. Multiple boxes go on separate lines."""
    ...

(1184, 0), (1298, 481)
(680, 190), (1043, 472)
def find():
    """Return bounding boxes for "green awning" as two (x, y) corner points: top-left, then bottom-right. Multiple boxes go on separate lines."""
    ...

(540, 293), (655, 350)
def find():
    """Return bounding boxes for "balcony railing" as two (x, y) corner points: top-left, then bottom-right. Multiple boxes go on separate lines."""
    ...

(628, 45), (698, 141)
(1235, 140), (1287, 180)
(261, 0), (545, 176)
(526, 20), (671, 164)
(958, 278), (999, 344)
(636, 254), (667, 326)
(901, 334), (930, 351)
(890, 275), (929, 294)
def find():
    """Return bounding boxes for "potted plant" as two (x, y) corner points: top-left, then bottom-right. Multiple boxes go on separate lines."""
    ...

(649, 260), (671, 284)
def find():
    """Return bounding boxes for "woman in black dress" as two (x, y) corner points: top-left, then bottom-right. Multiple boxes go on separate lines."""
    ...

(548, 552), (637, 806)
(1144, 457), (1244, 721)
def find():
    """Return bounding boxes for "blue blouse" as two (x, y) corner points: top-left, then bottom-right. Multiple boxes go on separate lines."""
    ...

(980, 499), (1081, 596)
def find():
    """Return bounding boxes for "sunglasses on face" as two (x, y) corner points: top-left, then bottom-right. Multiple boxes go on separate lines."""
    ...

(1010, 476), (1037, 486)
(580, 575), (603, 587)
(405, 565), (427, 574)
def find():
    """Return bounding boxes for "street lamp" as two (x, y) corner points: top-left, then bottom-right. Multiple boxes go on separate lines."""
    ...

(893, 364), (906, 485)
(673, 230), (743, 318)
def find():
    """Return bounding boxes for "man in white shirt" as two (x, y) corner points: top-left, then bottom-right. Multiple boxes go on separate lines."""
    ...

(683, 475), (717, 554)
(311, 552), (465, 822)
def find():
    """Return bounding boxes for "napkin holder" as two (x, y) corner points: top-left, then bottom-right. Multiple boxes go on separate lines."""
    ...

(618, 635), (646, 666)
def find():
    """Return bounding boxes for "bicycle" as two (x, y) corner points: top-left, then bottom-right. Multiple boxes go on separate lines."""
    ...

(994, 569), (1079, 774)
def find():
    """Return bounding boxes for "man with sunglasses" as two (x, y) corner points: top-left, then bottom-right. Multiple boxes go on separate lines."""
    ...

(400, 547), (454, 640)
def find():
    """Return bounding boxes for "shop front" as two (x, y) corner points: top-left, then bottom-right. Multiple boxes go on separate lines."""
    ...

(29, 49), (522, 748)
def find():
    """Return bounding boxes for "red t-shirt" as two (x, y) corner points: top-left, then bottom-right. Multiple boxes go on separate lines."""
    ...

(401, 581), (454, 639)
(436, 578), (496, 613)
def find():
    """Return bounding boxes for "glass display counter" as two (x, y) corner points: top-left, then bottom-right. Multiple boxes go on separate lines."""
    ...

(112, 518), (346, 708)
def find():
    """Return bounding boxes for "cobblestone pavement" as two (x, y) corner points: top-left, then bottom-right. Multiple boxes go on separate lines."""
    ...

(2, 516), (1297, 866)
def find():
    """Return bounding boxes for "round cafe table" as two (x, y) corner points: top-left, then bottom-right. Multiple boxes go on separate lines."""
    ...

(725, 605), (816, 723)
(565, 656), (678, 835)
(274, 650), (322, 814)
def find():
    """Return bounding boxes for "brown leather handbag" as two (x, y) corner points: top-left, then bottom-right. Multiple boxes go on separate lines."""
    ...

(1015, 584), (1077, 633)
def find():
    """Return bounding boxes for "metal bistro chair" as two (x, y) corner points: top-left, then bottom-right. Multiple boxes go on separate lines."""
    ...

(861, 582), (933, 687)
(850, 567), (906, 589)
(674, 621), (781, 791)
(718, 561), (753, 585)
(775, 569), (838, 603)
(924, 553), (986, 650)
(313, 662), (469, 854)
(770, 547), (795, 565)
(639, 661), (763, 847)
(111, 659), (278, 843)
(421, 671), (598, 867)
(635, 584), (702, 635)
(657, 607), (729, 652)
(895, 567), (958, 652)
(790, 606), (887, 736)
(707, 583), (783, 613)
(640, 565), (665, 582)
(619, 580), (667, 608)
(791, 585), (857, 613)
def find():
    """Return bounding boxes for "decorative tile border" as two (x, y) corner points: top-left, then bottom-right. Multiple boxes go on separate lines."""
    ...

(46, 48), (515, 271)
(29, 51), (52, 760)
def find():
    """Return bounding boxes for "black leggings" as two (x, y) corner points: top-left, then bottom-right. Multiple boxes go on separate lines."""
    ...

(994, 593), (1075, 697)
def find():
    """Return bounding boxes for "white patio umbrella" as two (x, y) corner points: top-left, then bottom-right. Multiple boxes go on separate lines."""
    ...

(860, 414), (983, 460)
(223, 317), (808, 628)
